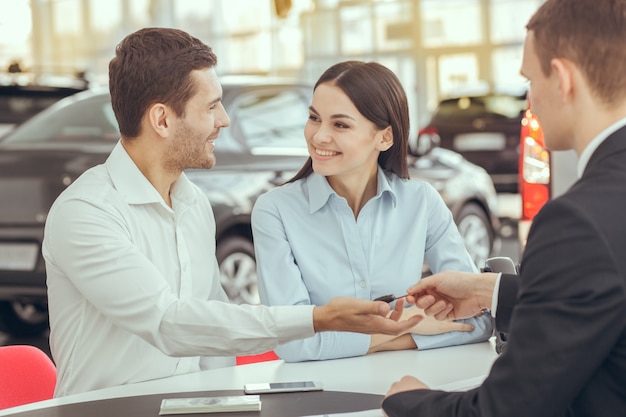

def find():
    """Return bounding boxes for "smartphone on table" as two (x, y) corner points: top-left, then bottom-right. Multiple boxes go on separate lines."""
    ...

(243, 381), (323, 394)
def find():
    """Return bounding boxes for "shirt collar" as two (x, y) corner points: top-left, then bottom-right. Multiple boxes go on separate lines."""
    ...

(105, 141), (197, 206)
(307, 167), (398, 214)
(577, 117), (626, 177)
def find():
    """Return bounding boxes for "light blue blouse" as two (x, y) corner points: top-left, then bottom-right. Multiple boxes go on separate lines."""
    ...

(251, 168), (493, 362)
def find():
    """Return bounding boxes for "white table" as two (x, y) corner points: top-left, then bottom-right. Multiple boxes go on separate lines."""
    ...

(0, 340), (498, 416)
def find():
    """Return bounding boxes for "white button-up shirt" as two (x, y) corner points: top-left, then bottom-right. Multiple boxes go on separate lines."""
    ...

(43, 142), (314, 397)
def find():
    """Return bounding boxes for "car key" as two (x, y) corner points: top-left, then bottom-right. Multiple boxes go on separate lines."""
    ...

(373, 294), (408, 303)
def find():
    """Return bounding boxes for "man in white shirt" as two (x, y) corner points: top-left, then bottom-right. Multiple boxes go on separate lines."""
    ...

(42, 27), (420, 397)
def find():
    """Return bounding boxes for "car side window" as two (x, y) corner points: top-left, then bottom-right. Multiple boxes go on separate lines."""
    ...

(3, 94), (119, 144)
(0, 95), (61, 125)
(234, 88), (309, 154)
(0, 86), (84, 125)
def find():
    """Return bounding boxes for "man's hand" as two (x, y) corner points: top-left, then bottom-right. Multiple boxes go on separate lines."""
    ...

(405, 271), (498, 320)
(386, 375), (429, 398)
(313, 297), (422, 335)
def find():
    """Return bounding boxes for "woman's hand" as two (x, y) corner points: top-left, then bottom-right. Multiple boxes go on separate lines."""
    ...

(367, 303), (473, 353)
(401, 305), (474, 335)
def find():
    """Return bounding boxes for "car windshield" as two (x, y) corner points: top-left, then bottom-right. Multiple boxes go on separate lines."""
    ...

(2, 93), (120, 144)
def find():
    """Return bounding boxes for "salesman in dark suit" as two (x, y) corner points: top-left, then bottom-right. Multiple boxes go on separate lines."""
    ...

(381, 0), (626, 416)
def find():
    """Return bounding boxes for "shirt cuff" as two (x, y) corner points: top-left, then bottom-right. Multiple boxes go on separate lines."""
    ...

(490, 273), (502, 317)
(272, 305), (316, 344)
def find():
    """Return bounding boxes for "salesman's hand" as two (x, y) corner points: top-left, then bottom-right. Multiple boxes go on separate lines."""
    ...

(382, 376), (430, 417)
(386, 375), (430, 398)
(313, 297), (422, 335)
(406, 271), (498, 321)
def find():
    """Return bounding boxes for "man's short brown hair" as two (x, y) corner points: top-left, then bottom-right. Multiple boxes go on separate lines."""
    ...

(108, 28), (217, 138)
(527, 0), (626, 106)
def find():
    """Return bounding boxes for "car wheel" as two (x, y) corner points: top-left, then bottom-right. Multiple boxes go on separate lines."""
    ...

(216, 235), (260, 305)
(0, 300), (49, 337)
(455, 203), (494, 268)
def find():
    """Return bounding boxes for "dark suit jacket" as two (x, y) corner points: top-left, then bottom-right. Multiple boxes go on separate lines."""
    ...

(383, 126), (626, 417)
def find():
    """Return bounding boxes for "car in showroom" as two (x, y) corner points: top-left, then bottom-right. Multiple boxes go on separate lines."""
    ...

(417, 91), (528, 194)
(0, 78), (499, 337)
(0, 75), (88, 137)
(517, 107), (578, 250)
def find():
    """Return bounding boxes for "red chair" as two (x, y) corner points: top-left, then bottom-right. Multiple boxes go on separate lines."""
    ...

(0, 345), (57, 410)
(236, 350), (279, 365)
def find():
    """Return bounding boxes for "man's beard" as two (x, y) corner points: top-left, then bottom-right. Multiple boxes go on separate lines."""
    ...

(163, 123), (215, 173)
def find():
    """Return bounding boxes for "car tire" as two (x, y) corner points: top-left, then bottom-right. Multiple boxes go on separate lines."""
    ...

(455, 203), (494, 268)
(0, 300), (49, 337)
(216, 235), (260, 305)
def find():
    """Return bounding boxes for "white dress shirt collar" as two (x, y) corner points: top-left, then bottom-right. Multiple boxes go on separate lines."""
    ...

(105, 141), (198, 207)
(577, 117), (626, 177)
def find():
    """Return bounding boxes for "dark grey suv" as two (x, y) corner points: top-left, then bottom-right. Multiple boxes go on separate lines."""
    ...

(0, 78), (499, 337)
(418, 92), (528, 194)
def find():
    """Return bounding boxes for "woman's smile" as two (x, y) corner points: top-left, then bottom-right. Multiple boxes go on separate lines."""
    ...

(314, 147), (340, 157)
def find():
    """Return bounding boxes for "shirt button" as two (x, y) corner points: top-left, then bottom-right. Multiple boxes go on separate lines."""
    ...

(359, 281), (366, 288)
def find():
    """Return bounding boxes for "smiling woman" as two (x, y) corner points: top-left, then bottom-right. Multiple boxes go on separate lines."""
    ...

(252, 60), (494, 364)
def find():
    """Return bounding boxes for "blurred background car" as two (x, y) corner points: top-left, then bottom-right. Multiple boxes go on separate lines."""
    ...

(0, 74), (88, 137)
(417, 91), (528, 194)
(517, 107), (578, 250)
(0, 78), (499, 337)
